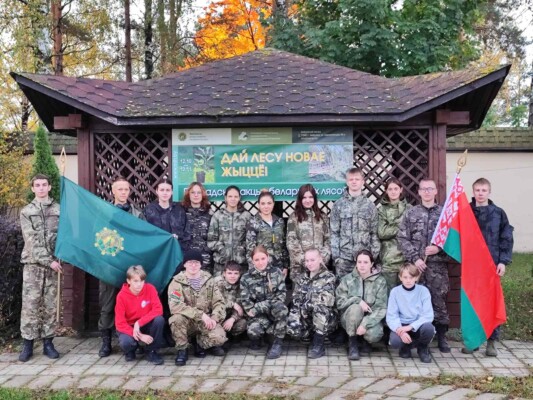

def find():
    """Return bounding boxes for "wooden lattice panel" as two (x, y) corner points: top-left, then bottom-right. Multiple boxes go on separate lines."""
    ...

(94, 132), (170, 209)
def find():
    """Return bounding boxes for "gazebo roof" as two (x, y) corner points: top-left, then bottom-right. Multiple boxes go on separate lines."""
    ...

(11, 48), (509, 134)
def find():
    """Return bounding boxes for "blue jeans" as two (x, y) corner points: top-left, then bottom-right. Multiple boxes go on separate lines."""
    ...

(389, 322), (435, 349)
(118, 315), (165, 353)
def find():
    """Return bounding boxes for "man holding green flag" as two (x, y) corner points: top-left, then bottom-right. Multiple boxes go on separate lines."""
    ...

(55, 176), (183, 358)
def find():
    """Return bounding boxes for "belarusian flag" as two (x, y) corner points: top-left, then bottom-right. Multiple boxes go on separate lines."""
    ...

(55, 177), (183, 292)
(432, 174), (506, 350)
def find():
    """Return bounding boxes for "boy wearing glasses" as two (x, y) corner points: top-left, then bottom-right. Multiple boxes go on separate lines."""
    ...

(397, 178), (452, 353)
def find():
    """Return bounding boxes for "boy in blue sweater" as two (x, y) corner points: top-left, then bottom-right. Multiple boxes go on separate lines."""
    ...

(386, 263), (435, 363)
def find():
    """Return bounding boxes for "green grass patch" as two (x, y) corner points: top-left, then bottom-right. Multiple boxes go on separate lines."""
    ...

(501, 253), (533, 340)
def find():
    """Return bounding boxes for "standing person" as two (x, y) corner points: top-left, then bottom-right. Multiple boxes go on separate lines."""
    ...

(208, 186), (251, 276)
(287, 184), (331, 283)
(168, 250), (227, 366)
(287, 249), (336, 359)
(246, 191), (289, 276)
(182, 182), (213, 273)
(330, 168), (380, 279)
(143, 179), (189, 250)
(18, 174), (61, 362)
(461, 178), (513, 357)
(336, 250), (388, 360)
(387, 263), (435, 363)
(397, 178), (451, 353)
(98, 176), (145, 358)
(378, 178), (410, 292)
(240, 245), (288, 359)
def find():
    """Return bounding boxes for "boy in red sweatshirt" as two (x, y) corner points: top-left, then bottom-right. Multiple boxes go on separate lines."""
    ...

(115, 265), (165, 364)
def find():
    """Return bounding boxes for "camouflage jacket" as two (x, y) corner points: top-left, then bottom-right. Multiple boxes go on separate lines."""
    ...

(168, 270), (225, 324)
(184, 206), (213, 268)
(286, 210), (331, 269)
(336, 269), (388, 329)
(292, 265), (336, 309)
(240, 266), (286, 316)
(378, 198), (410, 269)
(330, 190), (380, 261)
(246, 214), (289, 271)
(397, 203), (449, 264)
(20, 198), (60, 266)
(214, 275), (244, 321)
(208, 206), (251, 266)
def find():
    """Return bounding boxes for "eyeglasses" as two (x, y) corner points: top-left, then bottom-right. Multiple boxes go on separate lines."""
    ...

(419, 187), (436, 193)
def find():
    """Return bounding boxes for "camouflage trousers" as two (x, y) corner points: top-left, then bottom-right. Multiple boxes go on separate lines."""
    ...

(289, 262), (305, 283)
(247, 301), (288, 340)
(98, 281), (119, 331)
(334, 258), (355, 281)
(225, 317), (247, 337)
(169, 314), (227, 350)
(340, 303), (384, 344)
(420, 262), (450, 325)
(287, 303), (337, 338)
(20, 263), (58, 340)
(381, 264), (402, 294)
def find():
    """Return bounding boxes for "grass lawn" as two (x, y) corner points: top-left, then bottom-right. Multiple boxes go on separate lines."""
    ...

(501, 253), (533, 340)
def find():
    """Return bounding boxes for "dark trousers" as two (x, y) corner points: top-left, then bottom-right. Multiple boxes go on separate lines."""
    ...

(489, 325), (501, 341)
(98, 281), (119, 331)
(389, 322), (435, 349)
(118, 316), (165, 353)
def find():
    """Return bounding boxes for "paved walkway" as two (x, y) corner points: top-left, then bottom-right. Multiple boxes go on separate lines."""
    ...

(0, 337), (531, 399)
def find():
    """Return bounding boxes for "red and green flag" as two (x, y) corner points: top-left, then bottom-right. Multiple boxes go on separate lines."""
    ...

(431, 174), (506, 350)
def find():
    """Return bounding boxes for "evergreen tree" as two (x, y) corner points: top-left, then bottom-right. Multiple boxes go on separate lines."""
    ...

(28, 125), (60, 202)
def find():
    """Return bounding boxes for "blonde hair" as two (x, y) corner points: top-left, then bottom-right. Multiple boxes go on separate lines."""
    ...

(126, 265), (147, 281)
(398, 263), (420, 279)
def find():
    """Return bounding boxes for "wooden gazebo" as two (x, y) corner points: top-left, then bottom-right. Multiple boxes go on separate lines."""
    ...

(12, 49), (509, 330)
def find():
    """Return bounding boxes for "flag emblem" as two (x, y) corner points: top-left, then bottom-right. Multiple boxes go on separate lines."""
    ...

(95, 227), (124, 256)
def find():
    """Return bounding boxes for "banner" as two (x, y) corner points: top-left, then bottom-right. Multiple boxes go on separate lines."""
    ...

(172, 127), (354, 201)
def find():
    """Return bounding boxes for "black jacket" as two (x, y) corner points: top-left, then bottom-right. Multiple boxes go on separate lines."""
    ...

(143, 201), (190, 249)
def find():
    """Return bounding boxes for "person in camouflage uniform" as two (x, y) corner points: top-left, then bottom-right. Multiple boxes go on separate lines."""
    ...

(182, 182), (213, 272)
(287, 184), (331, 283)
(208, 186), (251, 276)
(330, 168), (380, 279)
(287, 249), (336, 359)
(168, 250), (227, 366)
(240, 245), (288, 359)
(18, 174), (61, 362)
(397, 178), (452, 353)
(336, 250), (388, 360)
(378, 178), (410, 292)
(214, 261), (247, 340)
(98, 176), (145, 358)
(246, 191), (289, 276)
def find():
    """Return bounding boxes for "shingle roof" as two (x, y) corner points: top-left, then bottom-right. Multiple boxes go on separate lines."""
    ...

(20, 132), (78, 155)
(12, 48), (508, 123)
(447, 127), (533, 151)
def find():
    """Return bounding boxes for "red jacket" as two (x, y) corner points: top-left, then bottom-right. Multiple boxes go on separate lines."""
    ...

(114, 282), (163, 336)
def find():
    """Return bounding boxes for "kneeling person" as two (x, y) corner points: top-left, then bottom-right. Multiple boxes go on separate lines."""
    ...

(115, 265), (165, 365)
(386, 263), (435, 363)
(169, 250), (227, 366)
(215, 261), (247, 340)
(288, 249), (336, 358)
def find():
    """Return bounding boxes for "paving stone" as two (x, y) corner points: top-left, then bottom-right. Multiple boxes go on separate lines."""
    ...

(435, 388), (480, 400)
(0, 375), (14, 385)
(473, 394), (507, 400)
(412, 385), (454, 399)
(364, 378), (403, 393)
(98, 376), (127, 390)
(387, 382), (423, 397)
(295, 376), (324, 386)
(321, 389), (354, 399)
(26, 374), (58, 389)
(148, 377), (174, 390)
(318, 375), (351, 388)
(247, 382), (275, 395)
(122, 376), (152, 391)
(357, 393), (383, 400)
(170, 377), (197, 392)
(298, 386), (332, 399)
(221, 379), (251, 394)
(50, 375), (79, 390)
(197, 378), (227, 393)
(2, 375), (36, 388)
(78, 376), (104, 389)
(340, 377), (379, 391)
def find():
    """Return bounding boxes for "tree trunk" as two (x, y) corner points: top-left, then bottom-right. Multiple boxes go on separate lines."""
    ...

(21, 96), (31, 132)
(529, 61), (533, 127)
(51, 0), (63, 76)
(157, 0), (168, 74)
(125, 0), (132, 82)
(144, 0), (153, 79)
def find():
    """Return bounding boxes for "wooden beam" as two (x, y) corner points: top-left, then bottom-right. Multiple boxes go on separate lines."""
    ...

(54, 114), (85, 130)
(435, 110), (470, 125)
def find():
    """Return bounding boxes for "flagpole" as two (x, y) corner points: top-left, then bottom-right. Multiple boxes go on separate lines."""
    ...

(57, 147), (66, 323)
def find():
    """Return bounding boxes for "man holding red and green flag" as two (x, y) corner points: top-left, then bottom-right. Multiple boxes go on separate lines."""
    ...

(431, 174), (510, 355)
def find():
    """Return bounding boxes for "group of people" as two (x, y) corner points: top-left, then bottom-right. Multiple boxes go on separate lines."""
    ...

(18, 167), (513, 367)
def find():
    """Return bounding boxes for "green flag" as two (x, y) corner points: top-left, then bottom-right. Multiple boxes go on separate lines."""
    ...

(55, 177), (183, 292)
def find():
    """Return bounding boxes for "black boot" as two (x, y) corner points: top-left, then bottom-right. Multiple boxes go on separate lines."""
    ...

(308, 333), (325, 359)
(359, 338), (372, 356)
(18, 339), (34, 362)
(266, 337), (283, 359)
(98, 329), (112, 358)
(175, 349), (188, 366)
(249, 336), (263, 350)
(399, 344), (412, 359)
(194, 341), (206, 358)
(347, 336), (360, 360)
(435, 324), (451, 353)
(417, 346), (431, 363)
(43, 338), (59, 359)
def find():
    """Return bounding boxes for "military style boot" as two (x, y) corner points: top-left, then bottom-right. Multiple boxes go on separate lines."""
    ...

(435, 324), (451, 353)
(347, 336), (360, 360)
(18, 339), (34, 362)
(486, 339), (498, 357)
(417, 346), (431, 363)
(43, 338), (60, 359)
(175, 349), (188, 366)
(359, 338), (372, 356)
(98, 329), (112, 358)
(266, 337), (283, 359)
(308, 333), (325, 359)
